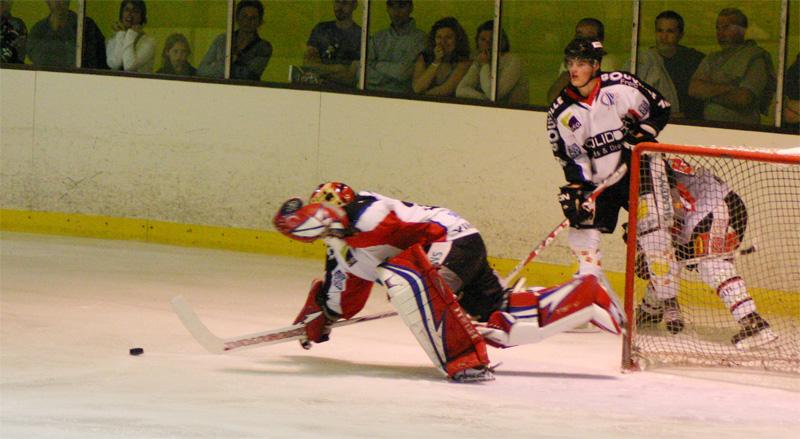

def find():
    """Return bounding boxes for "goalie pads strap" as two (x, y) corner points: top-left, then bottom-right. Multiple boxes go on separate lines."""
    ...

(377, 245), (489, 378)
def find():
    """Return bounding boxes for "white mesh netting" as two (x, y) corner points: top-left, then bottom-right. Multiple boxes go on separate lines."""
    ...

(626, 146), (799, 374)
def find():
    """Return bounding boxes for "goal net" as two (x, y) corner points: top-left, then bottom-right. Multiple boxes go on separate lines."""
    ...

(622, 143), (799, 374)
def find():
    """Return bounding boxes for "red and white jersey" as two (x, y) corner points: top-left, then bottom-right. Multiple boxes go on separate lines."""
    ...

(547, 71), (671, 184)
(670, 164), (736, 243)
(327, 191), (478, 282)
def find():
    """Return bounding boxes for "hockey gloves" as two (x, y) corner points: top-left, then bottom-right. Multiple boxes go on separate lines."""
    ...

(293, 279), (338, 349)
(559, 183), (595, 226)
(622, 122), (657, 148)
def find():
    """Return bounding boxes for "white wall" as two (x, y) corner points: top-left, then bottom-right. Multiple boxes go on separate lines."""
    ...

(2, 69), (798, 270)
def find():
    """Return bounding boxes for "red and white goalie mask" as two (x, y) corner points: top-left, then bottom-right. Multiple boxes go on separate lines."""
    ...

(273, 197), (349, 242)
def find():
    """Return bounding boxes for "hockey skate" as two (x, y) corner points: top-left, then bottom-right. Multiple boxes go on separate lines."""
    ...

(663, 298), (684, 334)
(635, 299), (664, 328)
(451, 365), (496, 383)
(732, 312), (778, 350)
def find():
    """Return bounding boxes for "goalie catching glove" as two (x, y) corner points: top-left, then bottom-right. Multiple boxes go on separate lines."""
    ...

(559, 183), (596, 226)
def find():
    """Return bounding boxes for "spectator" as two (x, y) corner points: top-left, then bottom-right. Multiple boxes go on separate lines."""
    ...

(688, 8), (775, 125)
(782, 54), (799, 132)
(26, 0), (106, 69)
(198, 0), (272, 81)
(412, 16), (471, 96)
(365, 0), (426, 94)
(546, 18), (618, 103)
(304, 0), (362, 88)
(456, 20), (528, 105)
(1, 0), (27, 63)
(626, 11), (704, 119)
(157, 33), (195, 76)
(106, 0), (154, 73)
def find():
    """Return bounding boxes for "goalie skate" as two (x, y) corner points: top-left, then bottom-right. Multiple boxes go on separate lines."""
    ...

(732, 312), (778, 350)
(663, 298), (684, 334)
(635, 300), (664, 328)
(451, 365), (496, 383)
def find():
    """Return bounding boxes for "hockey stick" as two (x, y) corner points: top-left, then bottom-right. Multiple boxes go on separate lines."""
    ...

(502, 163), (629, 287)
(170, 295), (397, 354)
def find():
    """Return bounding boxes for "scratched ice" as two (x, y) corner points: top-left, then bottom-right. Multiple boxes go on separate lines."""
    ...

(1, 232), (798, 438)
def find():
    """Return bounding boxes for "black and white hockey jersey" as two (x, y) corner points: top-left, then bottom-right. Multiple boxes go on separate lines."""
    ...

(547, 71), (671, 185)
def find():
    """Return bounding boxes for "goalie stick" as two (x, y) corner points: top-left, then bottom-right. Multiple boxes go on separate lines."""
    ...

(171, 295), (398, 354)
(502, 163), (629, 287)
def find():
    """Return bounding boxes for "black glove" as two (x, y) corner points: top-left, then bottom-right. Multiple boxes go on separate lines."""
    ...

(559, 183), (595, 226)
(622, 123), (657, 148)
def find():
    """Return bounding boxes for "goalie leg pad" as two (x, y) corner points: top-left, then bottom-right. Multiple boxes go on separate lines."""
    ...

(479, 275), (626, 348)
(715, 276), (756, 322)
(638, 229), (680, 301)
(377, 245), (489, 378)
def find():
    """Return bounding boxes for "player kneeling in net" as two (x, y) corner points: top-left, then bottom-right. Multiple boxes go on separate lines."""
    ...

(630, 158), (777, 350)
(273, 182), (626, 382)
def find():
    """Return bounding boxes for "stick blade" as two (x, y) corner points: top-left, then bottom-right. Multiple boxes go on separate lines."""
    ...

(170, 295), (225, 354)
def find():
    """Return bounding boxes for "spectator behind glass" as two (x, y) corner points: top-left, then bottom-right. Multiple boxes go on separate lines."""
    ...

(26, 0), (107, 68)
(1, 0), (27, 63)
(688, 8), (776, 125)
(783, 54), (799, 133)
(106, 0), (154, 73)
(157, 33), (195, 76)
(304, 0), (362, 88)
(412, 16), (471, 96)
(365, 0), (426, 94)
(546, 18), (618, 103)
(198, 0), (272, 81)
(456, 20), (528, 104)
(624, 11), (705, 120)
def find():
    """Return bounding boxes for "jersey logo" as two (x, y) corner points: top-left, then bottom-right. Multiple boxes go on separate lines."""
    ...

(583, 130), (624, 157)
(332, 269), (346, 291)
(599, 92), (615, 107)
(638, 100), (650, 117)
(566, 143), (582, 158)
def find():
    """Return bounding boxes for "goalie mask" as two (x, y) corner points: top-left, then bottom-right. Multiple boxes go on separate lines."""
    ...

(310, 182), (356, 207)
(667, 158), (696, 176)
(273, 197), (349, 242)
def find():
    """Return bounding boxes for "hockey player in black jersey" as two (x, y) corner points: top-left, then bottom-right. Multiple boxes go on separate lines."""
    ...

(546, 37), (676, 324)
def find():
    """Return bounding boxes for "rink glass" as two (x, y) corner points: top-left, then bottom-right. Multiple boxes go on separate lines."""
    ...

(500, 0), (634, 107)
(365, 0), (495, 96)
(3, 0), (797, 131)
(84, 0), (227, 75)
(639, 1), (785, 127)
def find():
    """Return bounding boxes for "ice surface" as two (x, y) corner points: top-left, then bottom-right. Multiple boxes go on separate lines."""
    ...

(1, 232), (798, 438)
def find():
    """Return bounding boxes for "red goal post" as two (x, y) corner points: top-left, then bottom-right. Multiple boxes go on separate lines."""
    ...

(622, 142), (800, 373)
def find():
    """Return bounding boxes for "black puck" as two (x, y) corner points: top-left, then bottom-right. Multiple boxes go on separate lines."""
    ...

(129, 347), (144, 356)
